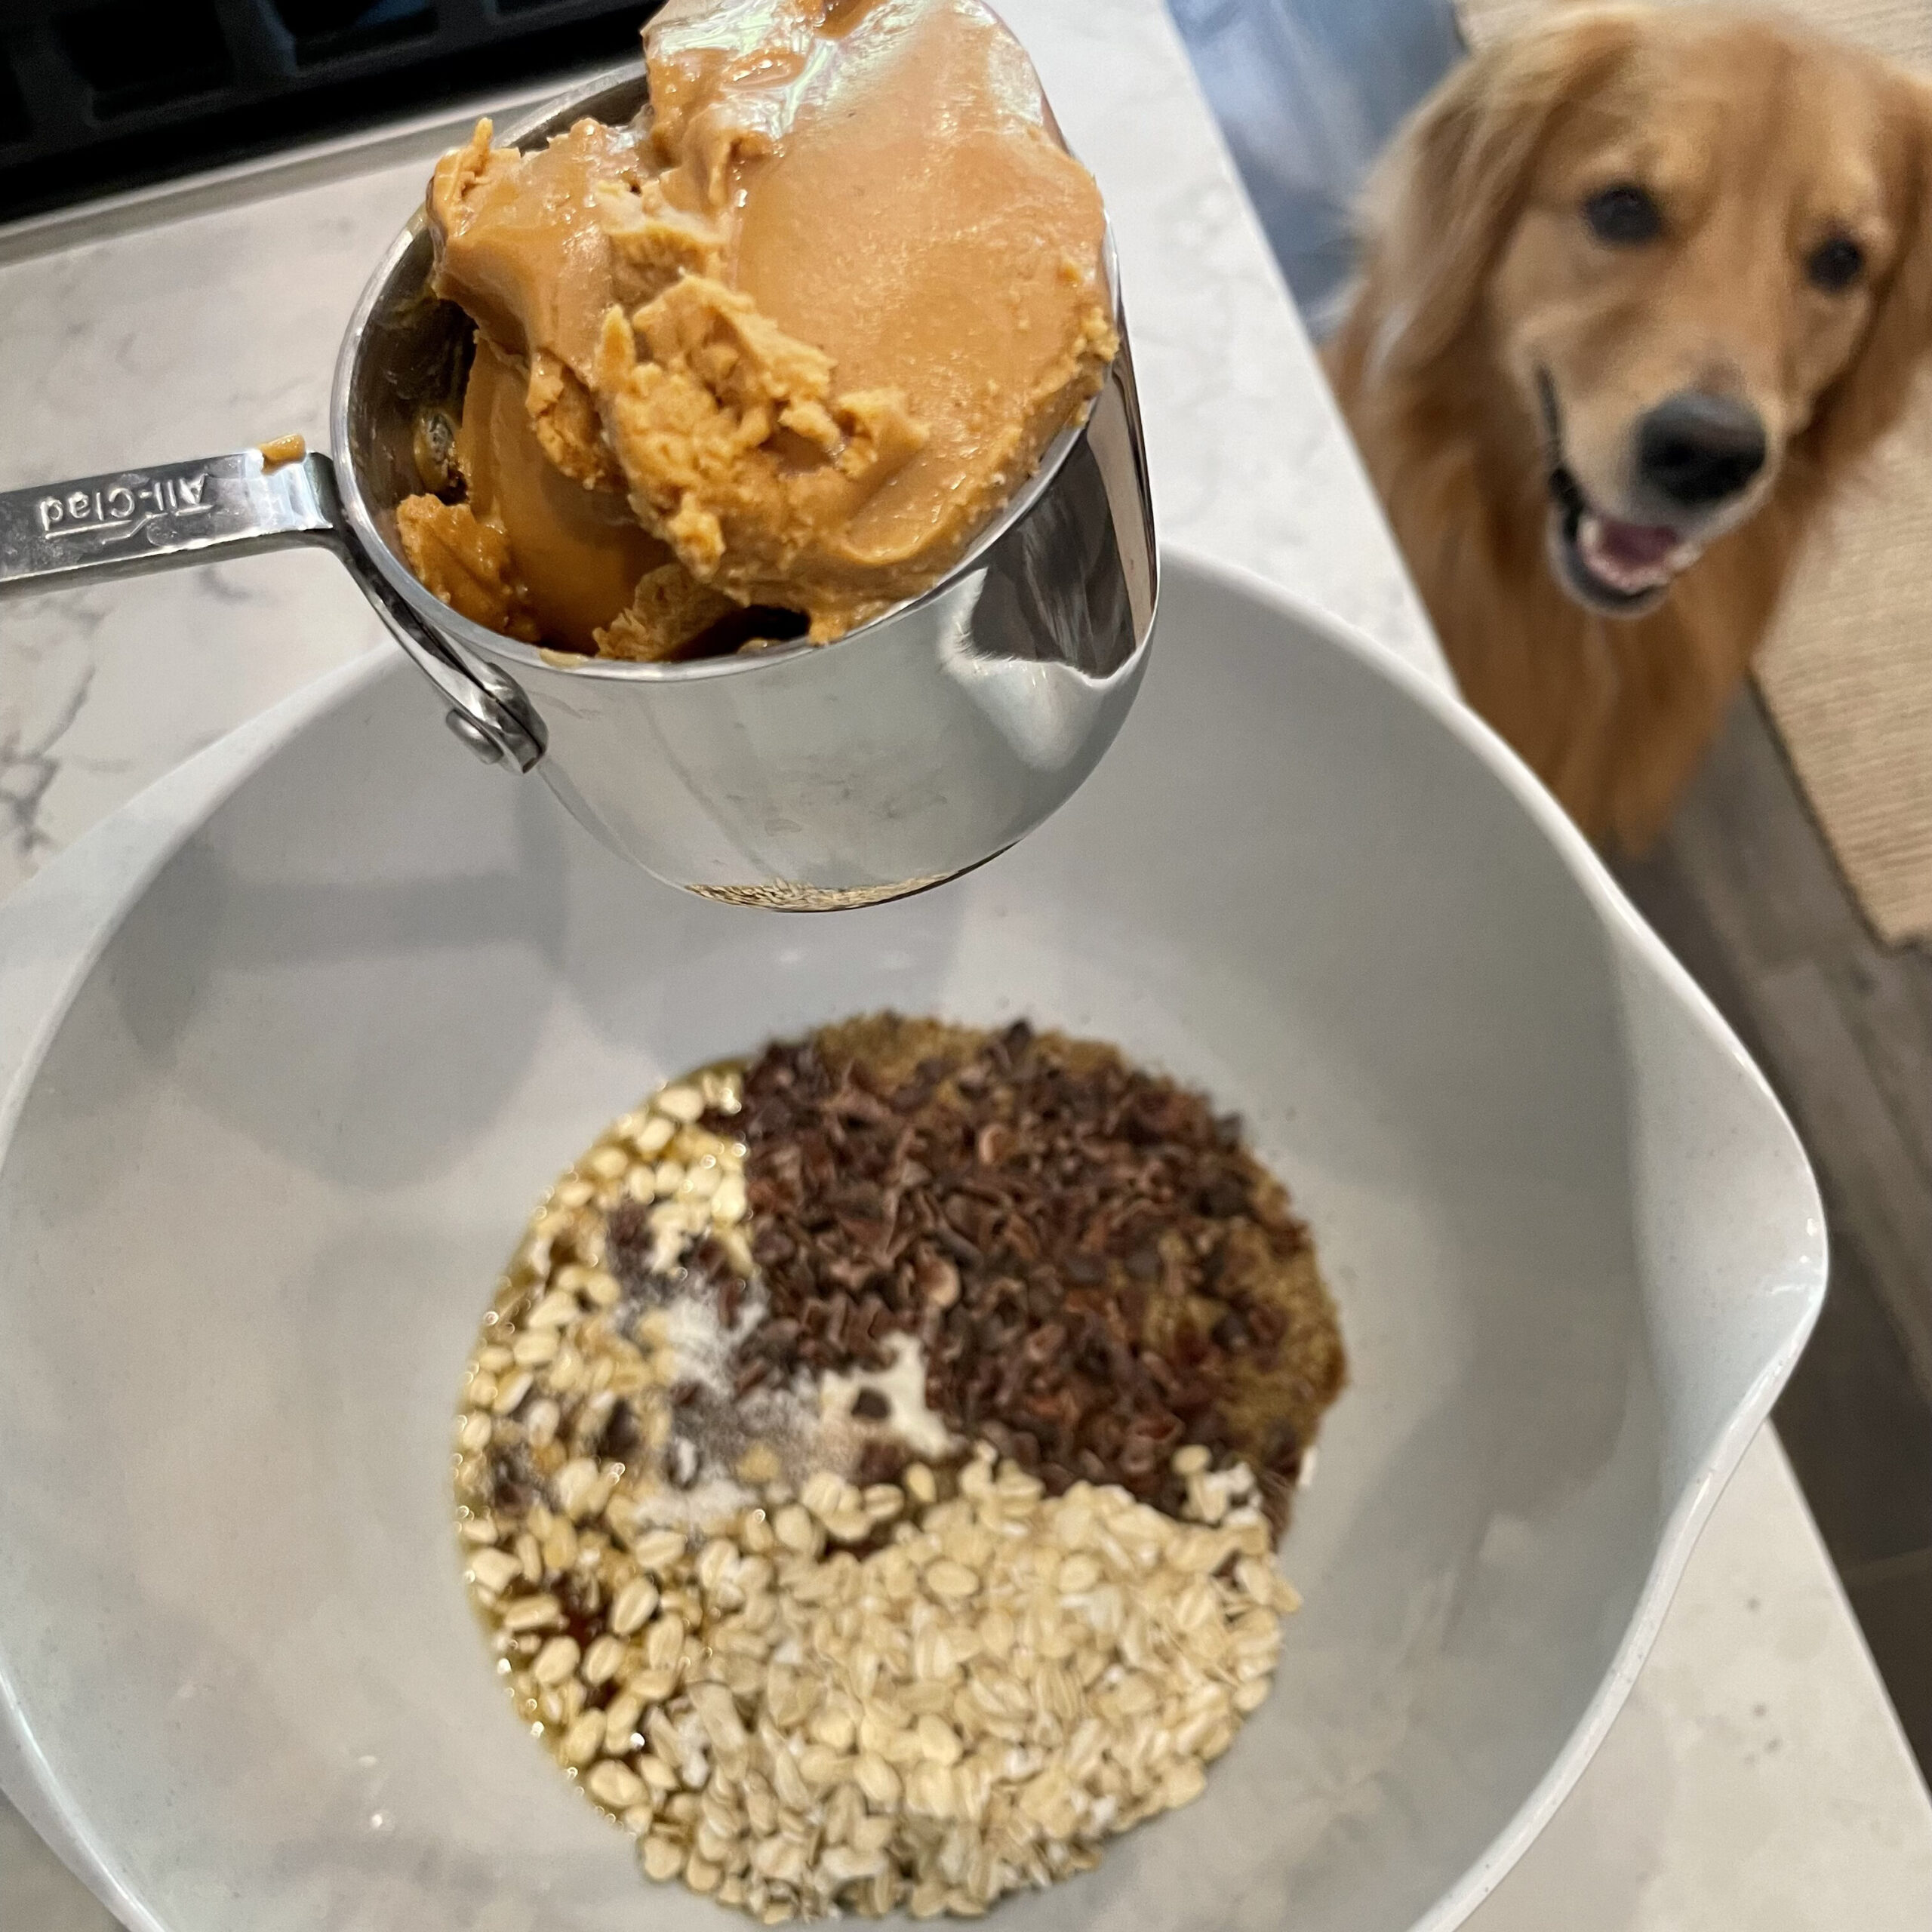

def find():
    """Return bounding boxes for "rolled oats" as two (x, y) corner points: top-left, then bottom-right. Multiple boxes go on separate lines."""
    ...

(467, 1547), (521, 1595)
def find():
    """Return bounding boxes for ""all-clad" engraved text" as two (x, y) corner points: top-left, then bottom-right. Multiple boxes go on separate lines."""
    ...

(36, 472), (214, 540)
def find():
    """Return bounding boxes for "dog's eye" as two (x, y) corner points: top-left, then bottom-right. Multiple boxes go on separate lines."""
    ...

(1583, 183), (1663, 246)
(1807, 233), (1865, 292)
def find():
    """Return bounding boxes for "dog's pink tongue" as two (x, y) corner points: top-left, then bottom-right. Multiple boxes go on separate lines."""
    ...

(1595, 517), (1678, 568)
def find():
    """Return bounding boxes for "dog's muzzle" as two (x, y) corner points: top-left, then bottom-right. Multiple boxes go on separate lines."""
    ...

(1537, 372), (1714, 617)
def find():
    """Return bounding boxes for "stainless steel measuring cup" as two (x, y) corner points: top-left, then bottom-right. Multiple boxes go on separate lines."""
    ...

(0, 68), (1157, 910)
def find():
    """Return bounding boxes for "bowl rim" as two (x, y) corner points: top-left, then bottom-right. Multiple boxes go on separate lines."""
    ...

(325, 60), (1130, 687)
(0, 548), (1828, 1932)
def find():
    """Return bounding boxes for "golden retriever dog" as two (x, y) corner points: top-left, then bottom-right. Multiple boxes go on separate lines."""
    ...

(1326, 4), (1932, 848)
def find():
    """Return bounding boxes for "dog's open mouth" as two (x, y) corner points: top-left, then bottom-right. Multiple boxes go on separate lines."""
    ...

(1537, 372), (1699, 617)
(1548, 462), (1698, 612)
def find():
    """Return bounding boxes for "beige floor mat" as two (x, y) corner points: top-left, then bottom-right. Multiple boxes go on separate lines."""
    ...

(1455, 0), (1932, 943)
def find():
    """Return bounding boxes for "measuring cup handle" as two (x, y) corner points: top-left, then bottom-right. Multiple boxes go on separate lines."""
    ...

(0, 448), (546, 773)
(0, 450), (340, 597)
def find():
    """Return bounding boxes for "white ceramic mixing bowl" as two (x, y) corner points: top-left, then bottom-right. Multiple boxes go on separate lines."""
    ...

(0, 553), (1824, 1932)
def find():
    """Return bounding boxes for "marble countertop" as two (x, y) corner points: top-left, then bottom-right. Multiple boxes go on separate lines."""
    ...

(0, 1), (1927, 1924)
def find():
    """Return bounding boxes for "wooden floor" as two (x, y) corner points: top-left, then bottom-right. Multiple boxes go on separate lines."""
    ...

(1614, 688), (1932, 1775)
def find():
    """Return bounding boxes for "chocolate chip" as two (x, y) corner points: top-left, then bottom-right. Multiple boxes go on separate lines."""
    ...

(934, 1225), (982, 1266)
(1261, 1419), (1301, 1473)
(721, 1016), (1343, 1544)
(598, 1403), (640, 1462)
(1201, 1177), (1249, 1219)
(1212, 1309), (1250, 1352)
(855, 1438), (908, 1485)
(851, 1388), (891, 1420)
(1021, 1321), (1066, 1365)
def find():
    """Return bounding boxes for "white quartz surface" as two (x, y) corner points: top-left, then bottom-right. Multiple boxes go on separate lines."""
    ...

(0, 2), (1926, 1925)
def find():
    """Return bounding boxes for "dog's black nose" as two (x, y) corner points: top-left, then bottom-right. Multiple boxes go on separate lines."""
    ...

(1637, 392), (1767, 507)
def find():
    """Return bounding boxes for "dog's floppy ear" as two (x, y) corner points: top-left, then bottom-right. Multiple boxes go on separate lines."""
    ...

(1362, 8), (1640, 375)
(1807, 77), (1932, 475)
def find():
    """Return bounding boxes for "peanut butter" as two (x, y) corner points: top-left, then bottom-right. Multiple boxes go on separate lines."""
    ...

(395, 0), (1115, 660)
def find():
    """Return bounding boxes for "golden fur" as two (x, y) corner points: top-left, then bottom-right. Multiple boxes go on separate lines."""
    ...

(1327, 4), (1932, 848)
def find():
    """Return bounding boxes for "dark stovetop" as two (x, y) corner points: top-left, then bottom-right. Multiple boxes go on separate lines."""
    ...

(0, 0), (664, 223)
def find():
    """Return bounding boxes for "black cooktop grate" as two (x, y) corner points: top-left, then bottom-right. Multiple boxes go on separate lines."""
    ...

(0, 0), (664, 222)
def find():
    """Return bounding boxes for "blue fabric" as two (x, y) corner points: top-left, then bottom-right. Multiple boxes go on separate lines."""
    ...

(1168, 0), (1465, 336)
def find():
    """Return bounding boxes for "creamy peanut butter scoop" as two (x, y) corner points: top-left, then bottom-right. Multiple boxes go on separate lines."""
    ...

(0, 23), (1154, 908)
(396, 0), (1118, 661)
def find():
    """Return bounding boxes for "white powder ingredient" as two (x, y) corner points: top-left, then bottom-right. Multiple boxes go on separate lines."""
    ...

(817, 1331), (955, 1461)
